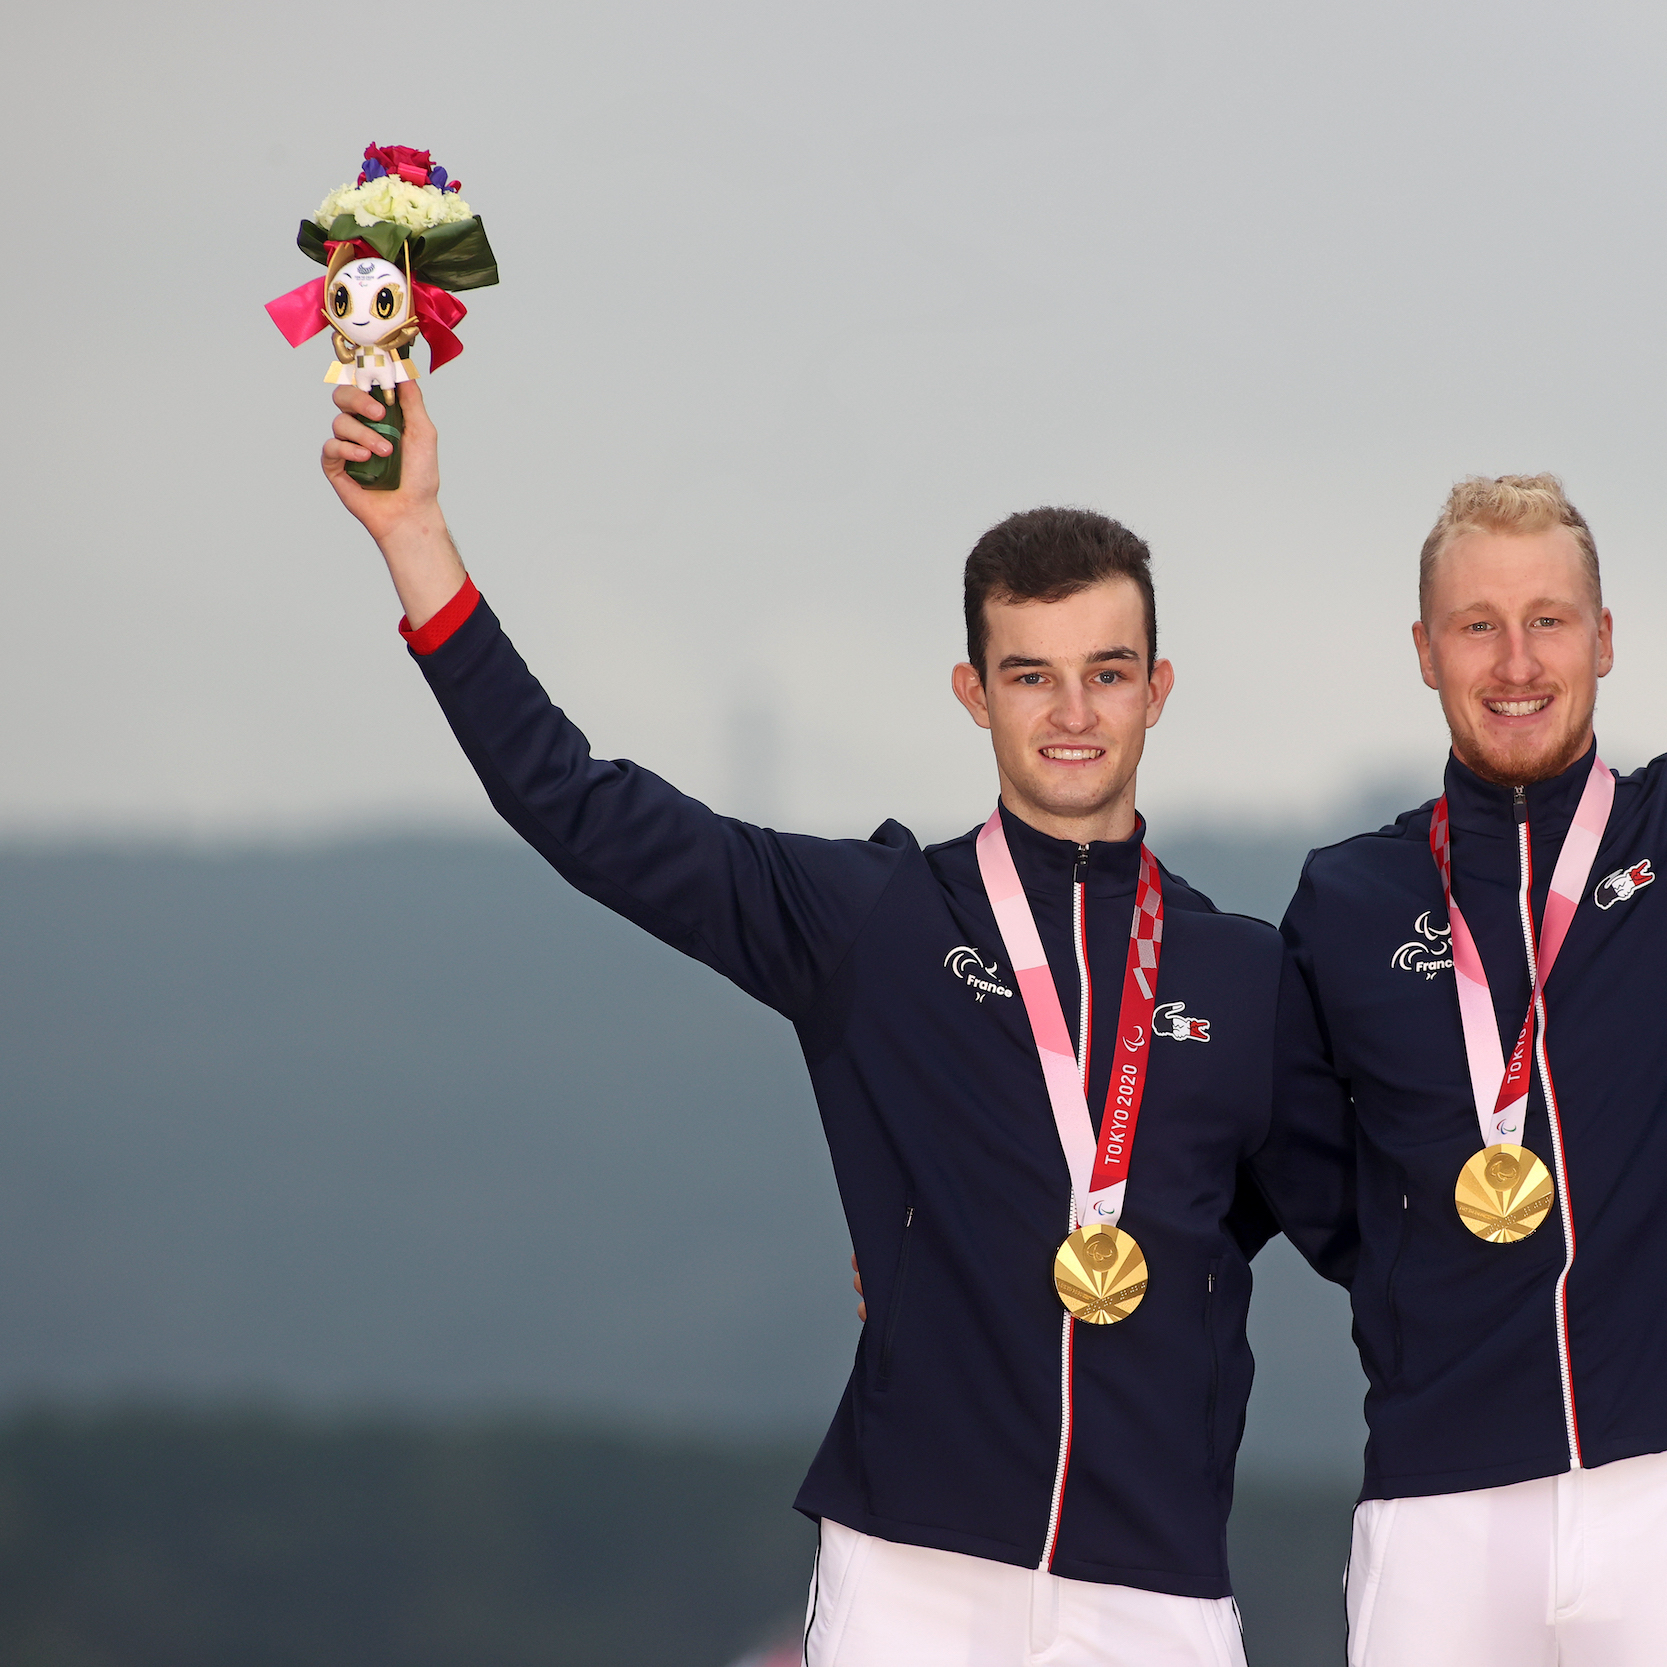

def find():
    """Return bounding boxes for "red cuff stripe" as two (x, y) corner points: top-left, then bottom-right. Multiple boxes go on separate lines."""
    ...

(400, 576), (481, 655)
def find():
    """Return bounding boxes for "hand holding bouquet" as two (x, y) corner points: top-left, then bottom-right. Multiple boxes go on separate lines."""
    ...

(266, 143), (498, 490)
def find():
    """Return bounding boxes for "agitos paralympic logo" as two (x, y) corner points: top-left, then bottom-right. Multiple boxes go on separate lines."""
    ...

(943, 945), (1014, 1003)
(1391, 911), (1453, 980)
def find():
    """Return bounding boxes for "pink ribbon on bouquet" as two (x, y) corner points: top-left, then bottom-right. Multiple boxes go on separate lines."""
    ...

(263, 237), (469, 369)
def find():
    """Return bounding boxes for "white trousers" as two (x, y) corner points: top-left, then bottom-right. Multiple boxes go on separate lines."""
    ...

(1346, 1449), (1667, 1666)
(803, 1518), (1246, 1667)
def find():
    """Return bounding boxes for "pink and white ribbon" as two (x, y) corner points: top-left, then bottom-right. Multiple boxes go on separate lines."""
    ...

(976, 810), (1163, 1230)
(1430, 756), (1613, 1146)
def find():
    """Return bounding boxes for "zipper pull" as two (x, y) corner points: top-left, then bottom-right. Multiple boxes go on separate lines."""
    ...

(1074, 844), (1089, 885)
(1512, 785), (1528, 825)
(904, 1205), (914, 1227)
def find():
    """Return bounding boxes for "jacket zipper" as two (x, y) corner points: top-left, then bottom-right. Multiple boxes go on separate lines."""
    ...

(1512, 784), (1582, 1468)
(1039, 845), (1092, 1570)
(878, 1202), (915, 1383)
(1204, 1260), (1222, 1471)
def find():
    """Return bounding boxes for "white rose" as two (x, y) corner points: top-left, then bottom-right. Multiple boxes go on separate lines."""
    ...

(315, 182), (360, 227)
(355, 177), (398, 226)
(312, 175), (476, 233)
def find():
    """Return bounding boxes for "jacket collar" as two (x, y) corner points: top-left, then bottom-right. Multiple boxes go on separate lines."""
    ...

(1442, 739), (1599, 842)
(996, 801), (1145, 900)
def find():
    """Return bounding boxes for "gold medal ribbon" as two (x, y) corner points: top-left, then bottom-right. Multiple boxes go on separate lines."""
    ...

(1429, 756), (1613, 1241)
(976, 810), (1163, 1322)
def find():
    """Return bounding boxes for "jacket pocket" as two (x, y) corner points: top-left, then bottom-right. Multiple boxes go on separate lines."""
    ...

(878, 1203), (915, 1385)
(1205, 1257), (1223, 1468)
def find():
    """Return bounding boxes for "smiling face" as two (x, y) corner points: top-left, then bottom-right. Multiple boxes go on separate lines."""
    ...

(1413, 526), (1613, 786)
(951, 576), (1174, 844)
(326, 257), (409, 346)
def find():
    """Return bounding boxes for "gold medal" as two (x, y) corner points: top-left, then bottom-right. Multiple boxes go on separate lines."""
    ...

(1454, 1143), (1554, 1243)
(1054, 1225), (1147, 1324)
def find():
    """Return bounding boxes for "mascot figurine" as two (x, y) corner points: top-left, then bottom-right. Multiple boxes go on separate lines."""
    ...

(266, 143), (498, 489)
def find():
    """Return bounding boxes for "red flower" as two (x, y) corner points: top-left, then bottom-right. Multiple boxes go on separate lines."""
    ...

(364, 142), (434, 181)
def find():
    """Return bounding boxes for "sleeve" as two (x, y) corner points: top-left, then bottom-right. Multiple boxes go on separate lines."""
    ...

(407, 594), (907, 1022)
(1243, 870), (1359, 1288)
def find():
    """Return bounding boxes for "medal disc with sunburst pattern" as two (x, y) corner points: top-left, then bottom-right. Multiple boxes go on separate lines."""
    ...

(1053, 1225), (1148, 1324)
(1455, 1143), (1554, 1244)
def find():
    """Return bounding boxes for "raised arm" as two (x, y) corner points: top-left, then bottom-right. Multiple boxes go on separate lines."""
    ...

(324, 380), (466, 630)
(320, 381), (907, 1021)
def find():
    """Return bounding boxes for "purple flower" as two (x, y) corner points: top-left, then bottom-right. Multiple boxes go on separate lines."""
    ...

(362, 156), (388, 181)
(430, 165), (448, 189)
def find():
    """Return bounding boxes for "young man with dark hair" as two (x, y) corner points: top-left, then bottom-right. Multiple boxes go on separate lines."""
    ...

(320, 381), (1352, 1667)
(1285, 475), (1667, 1666)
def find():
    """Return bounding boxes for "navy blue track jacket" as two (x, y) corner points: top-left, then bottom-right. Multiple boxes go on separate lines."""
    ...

(410, 590), (1354, 1597)
(1284, 743), (1667, 1501)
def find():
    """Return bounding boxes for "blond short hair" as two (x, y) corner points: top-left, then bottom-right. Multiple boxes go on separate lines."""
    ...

(1419, 474), (1601, 619)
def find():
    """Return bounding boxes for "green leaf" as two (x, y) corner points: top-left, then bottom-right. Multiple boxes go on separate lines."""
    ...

(293, 214), (499, 291)
(295, 219), (330, 267)
(408, 217), (500, 292)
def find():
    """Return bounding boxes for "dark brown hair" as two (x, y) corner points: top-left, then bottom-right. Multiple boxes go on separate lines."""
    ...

(963, 507), (1156, 677)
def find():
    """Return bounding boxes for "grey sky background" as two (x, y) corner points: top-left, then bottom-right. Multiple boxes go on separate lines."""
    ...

(5, 0), (1666, 843)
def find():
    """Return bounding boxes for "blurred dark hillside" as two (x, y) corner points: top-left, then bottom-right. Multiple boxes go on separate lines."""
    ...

(0, 837), (847, 1429)
(0, 1410), (816, 1667)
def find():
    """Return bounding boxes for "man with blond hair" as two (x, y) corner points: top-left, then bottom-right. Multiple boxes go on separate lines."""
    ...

(1283, 474), (1667, 1665)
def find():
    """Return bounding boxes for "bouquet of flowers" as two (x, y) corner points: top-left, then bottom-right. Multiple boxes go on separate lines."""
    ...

(266, 143), (498, 489)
